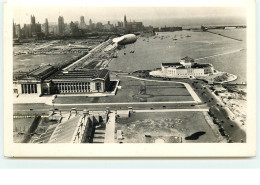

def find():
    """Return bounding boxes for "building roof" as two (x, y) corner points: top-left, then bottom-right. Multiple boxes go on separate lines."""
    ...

(48, 69), (109, 81)
(15, 65), (58, 81)
(181, 56), (194, 63)
(48, 116), (81, 143)
(97, 69), (109, 79)
(192, 63), (211, 68)
(162, 63), (182, 67)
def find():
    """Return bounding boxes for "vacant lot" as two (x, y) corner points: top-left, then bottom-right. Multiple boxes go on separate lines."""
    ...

(115, 111), (221, 143)
(13, 54), (81, 73)
(13, 118), (34, 143)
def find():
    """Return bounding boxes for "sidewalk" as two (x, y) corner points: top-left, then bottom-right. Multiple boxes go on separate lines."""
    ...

(104, 112), (116, 143)
(13, 94), (55, 104)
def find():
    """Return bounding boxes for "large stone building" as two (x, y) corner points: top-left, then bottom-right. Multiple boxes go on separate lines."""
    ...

(123, 15), (144, 33)
(13, 65), (111, 96)
(13, 65), (58, 96)
(48, 69), (111, 94)
(159, 56), (214, 78)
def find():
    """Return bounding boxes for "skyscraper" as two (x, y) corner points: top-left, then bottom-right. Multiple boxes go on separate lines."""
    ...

(45, 18), (49, 36)
(124, 15), (127, 28)
(31, 15), (36, 25)
(31, 15), (36, 35)
(13, 22), (16, 38)
(79, 16), (87, 29)
(58, 16), (64, 35)
(15, 24), (21, 38)
(80, 16), (85, 24)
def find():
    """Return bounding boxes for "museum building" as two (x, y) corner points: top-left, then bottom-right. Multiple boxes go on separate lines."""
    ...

(161, 56), (214, 78)
(13, 64), (111, 96)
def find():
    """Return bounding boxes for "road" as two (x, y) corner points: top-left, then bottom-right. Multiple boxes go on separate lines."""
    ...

(13, 102), (205, 114)
(190, 80), (246, 142)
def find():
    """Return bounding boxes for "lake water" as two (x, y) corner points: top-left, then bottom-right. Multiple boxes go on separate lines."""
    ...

(108, 29), (247, 83)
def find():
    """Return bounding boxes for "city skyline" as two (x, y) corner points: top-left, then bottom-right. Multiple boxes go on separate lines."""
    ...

(13, 7), (246, 27)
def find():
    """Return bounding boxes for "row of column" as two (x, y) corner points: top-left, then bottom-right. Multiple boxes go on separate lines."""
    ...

(21, 84), (37, 94)
(57, 82), (91, 93)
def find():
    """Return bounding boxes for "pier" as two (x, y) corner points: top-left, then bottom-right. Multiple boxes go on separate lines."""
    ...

(207, 30), (243, 42)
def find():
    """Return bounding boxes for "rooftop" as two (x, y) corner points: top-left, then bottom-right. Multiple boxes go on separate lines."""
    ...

(181, 56), (195, 63)
(15, 65), (58, 81)
(48, 116), (81, 143)
(162, 63), (182, 67)
(192, 63), (211, 68)
(48, 69), (109, 81)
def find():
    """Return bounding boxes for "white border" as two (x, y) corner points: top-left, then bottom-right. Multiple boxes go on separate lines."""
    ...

(4, 0), (256, 157)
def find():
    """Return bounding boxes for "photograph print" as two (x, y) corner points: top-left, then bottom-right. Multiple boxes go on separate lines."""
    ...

(5, 0), (256, 157)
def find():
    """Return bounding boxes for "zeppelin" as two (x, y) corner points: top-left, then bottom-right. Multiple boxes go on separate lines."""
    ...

(112, 34), (137, 45)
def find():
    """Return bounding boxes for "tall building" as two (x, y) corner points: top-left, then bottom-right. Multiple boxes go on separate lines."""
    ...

(31, 15), (36, 25)
(124, 15), (127, 28)
(96, 22), (103, 31)
(79, 16), (87, 29)
(44, 18), (49, 36)
(80, 16), (84, 23)
(70, 21), (79, 36)
(58, 16), (65, 35)
(15, 24), (21, 38)
(30, 15), (36, 35)
(21, 24), (30, 38)
(89, 19), (92, 25)
(123, 15), (143, 32)
(13, 22), (16, 38)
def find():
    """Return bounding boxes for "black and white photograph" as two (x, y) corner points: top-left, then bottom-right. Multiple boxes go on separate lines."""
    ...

(4, 0), (256, 157)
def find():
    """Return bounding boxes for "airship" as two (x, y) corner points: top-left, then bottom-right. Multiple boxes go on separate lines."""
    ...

(112, 34), (137, 45)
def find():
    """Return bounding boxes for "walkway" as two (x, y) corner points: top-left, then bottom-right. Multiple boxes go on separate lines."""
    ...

(63, 39), (112, 71)
(202, 111), (224, 142)
(52, 101), (196, 106)
(13, 94), (55, 104)
(104, 112), (116, 143)
(207, 31), (243, 41)
(135, 108), (209, 113)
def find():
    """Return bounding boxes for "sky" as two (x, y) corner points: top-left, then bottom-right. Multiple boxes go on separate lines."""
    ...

(13, 6), (247, 27)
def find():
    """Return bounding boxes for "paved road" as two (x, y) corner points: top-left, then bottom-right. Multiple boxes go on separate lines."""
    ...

(191, 81), (246, 142)
(13, 102), (205, 115)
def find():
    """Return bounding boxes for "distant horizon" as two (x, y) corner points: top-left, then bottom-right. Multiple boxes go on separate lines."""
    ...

(13, 7), (246, 28)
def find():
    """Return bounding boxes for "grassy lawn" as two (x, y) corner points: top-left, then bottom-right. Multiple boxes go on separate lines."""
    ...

(54, 76), (193, 104)
(115, 111), (220, 143)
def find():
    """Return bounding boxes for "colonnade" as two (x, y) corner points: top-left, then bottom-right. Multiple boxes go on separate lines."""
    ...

(21, 84), (37, 94)
(57, 82), (91, 93)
